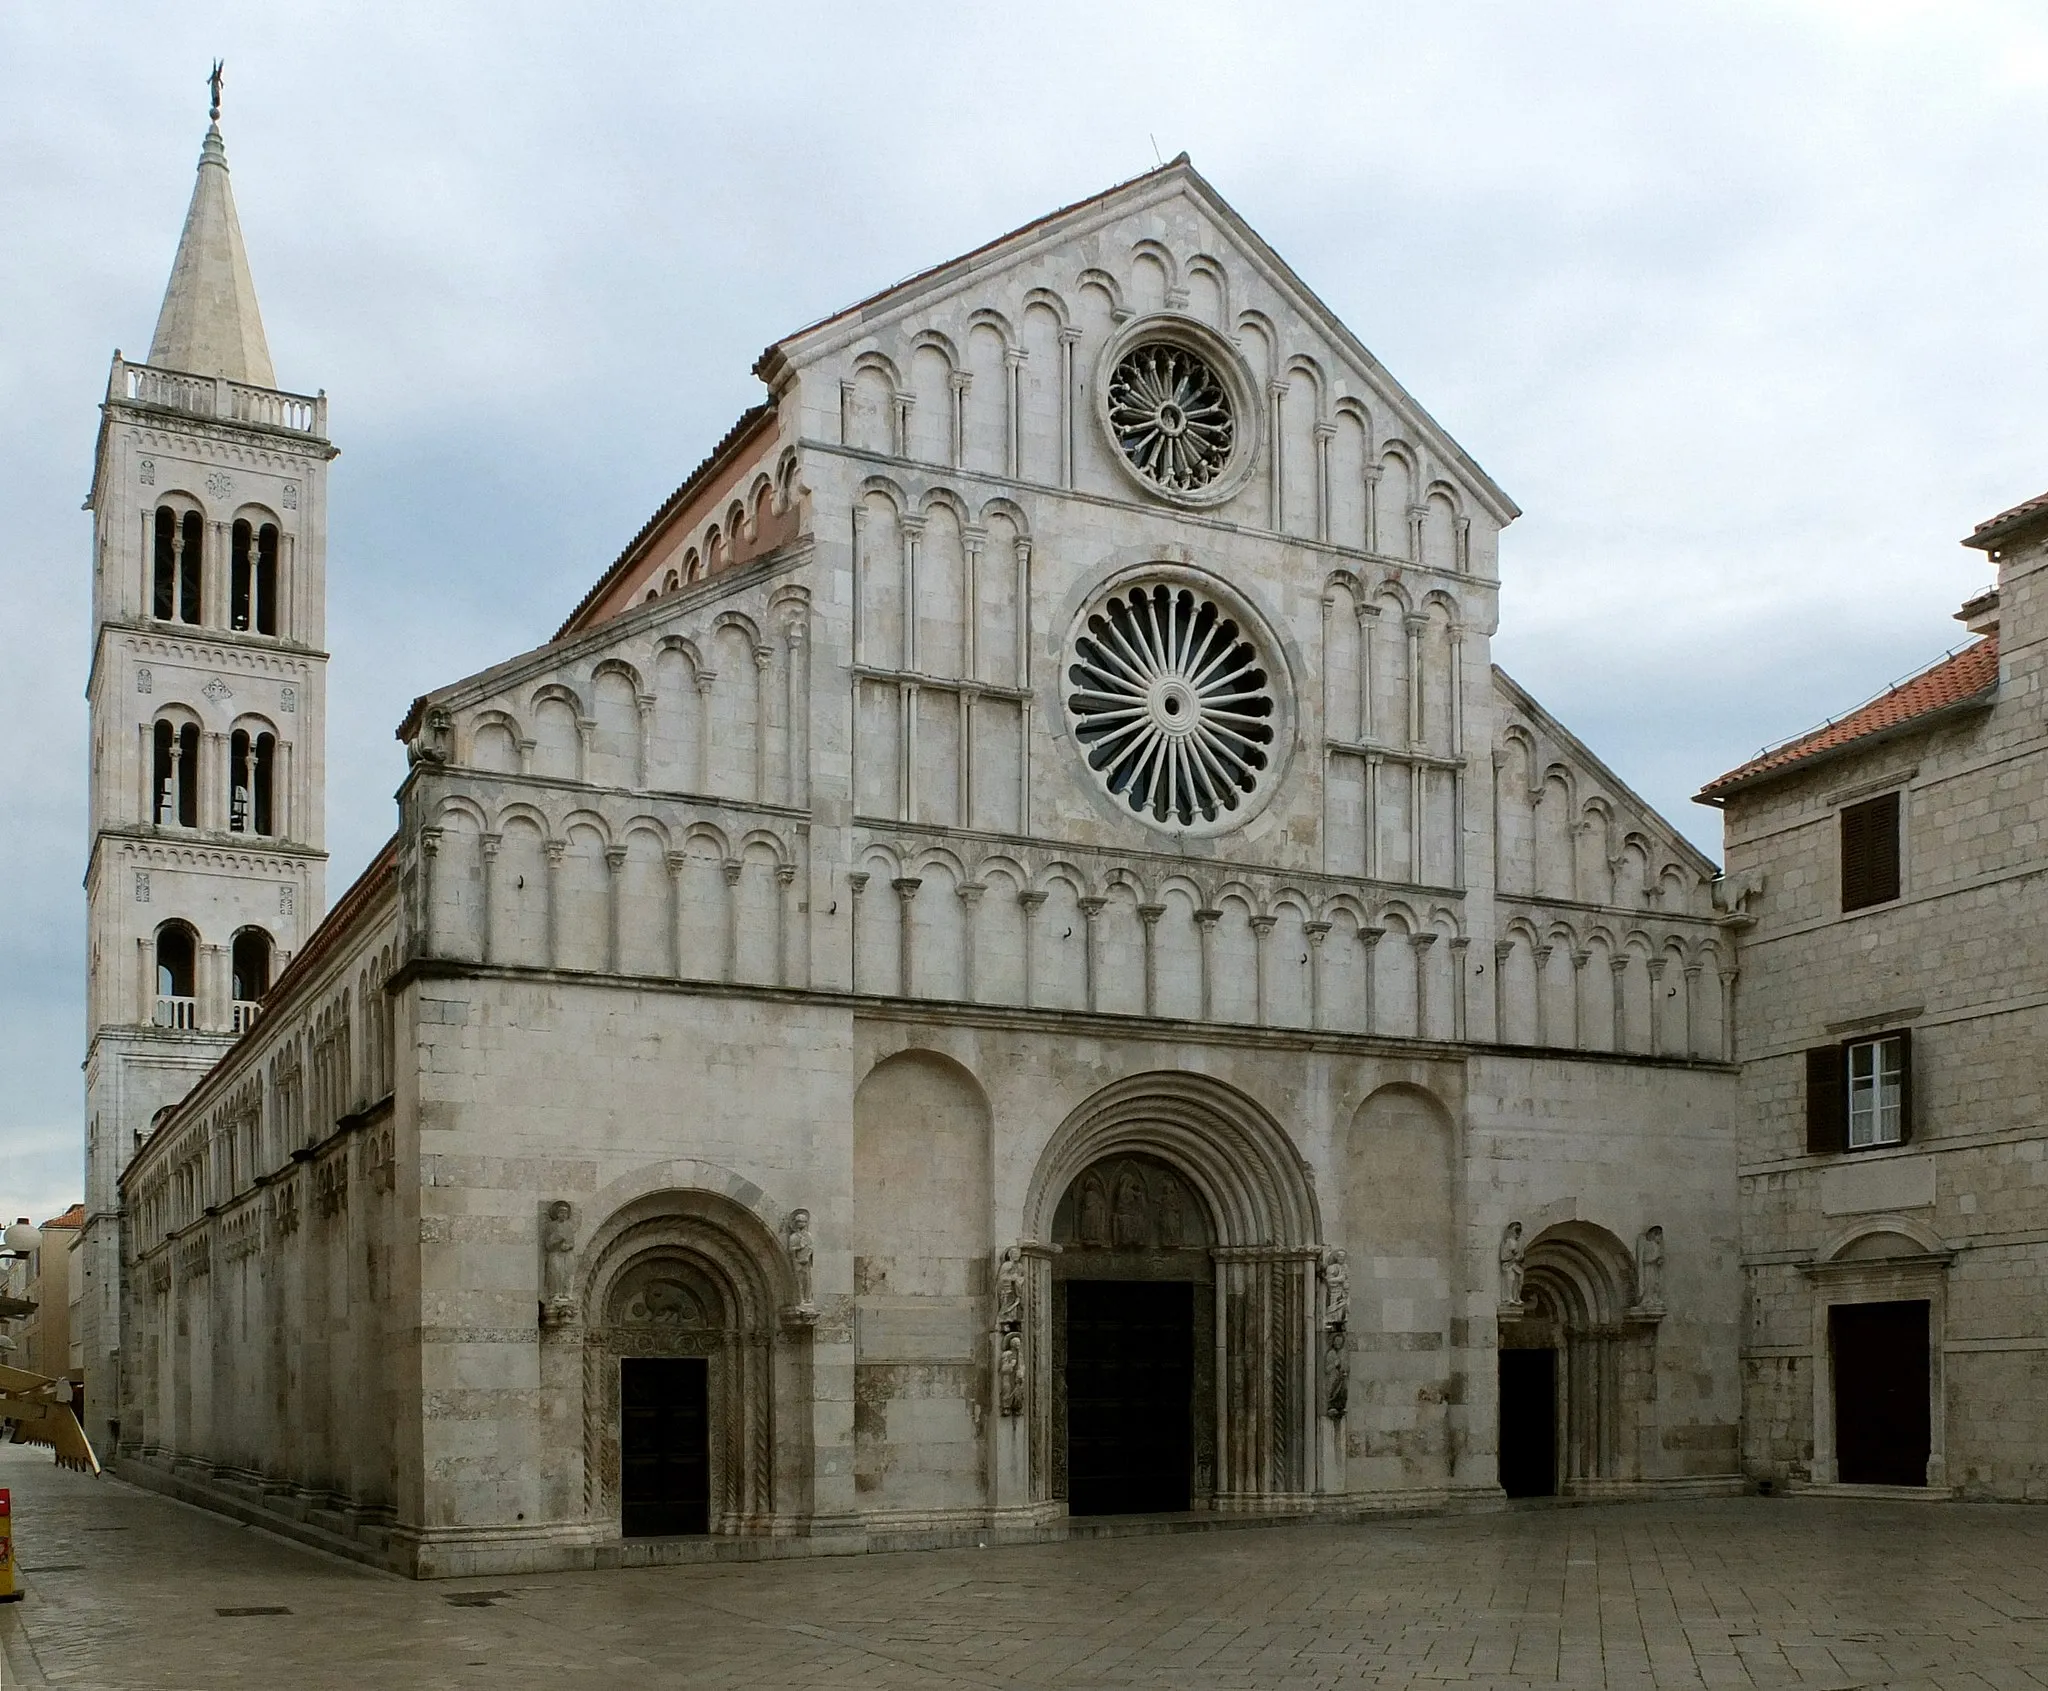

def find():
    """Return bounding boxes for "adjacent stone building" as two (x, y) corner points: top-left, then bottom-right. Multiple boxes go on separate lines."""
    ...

(1699, 498), (2048, 1499)
(96, 123), (1751, 1576)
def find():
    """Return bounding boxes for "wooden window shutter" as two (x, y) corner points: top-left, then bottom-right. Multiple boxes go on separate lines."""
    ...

(1894, 1028), (1914, 1145)
(1841, 791), (1902, 911)
(1806, 1044), (1847, 1154)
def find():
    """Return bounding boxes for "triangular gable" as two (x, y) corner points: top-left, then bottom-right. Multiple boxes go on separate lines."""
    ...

(757, 156), (1518, 527)
(1495, 666), (1719, 878)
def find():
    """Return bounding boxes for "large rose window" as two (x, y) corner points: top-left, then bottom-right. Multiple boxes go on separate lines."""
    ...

(1065, 581), (1277, 829)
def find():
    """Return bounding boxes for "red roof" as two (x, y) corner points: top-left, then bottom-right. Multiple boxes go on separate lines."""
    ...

(1965, 489), (2048, 552)
(1697, 636), (1998, 803)
(41, 1204), (84, 1231)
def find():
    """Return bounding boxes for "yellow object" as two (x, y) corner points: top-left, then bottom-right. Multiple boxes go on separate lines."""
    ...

(0, 1487), (16, 1602)
(0, 1365), (100, 1475)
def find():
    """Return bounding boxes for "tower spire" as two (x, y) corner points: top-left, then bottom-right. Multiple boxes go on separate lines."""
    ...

(147, 62), (276, 387)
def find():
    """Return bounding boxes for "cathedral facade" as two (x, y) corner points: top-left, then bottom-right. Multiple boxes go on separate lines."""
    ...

(95, 127), (1746, 1575)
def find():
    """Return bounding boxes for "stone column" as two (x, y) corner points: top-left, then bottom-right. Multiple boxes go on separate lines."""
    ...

(958, 881), (984, 1002)
(775, 863), (797, 988)
(604, 845), (627, 973)
(666, 850), (687, 979)
(1410, 931), (1437, 1038)
(420, 827), (445, 961)
(634, 694), (655, 790)
(752, 646), (772, 804)
(1250, 914), (1276, 1026)
(892, 876), (921, 997)
(1647, 956), (1667, 1055)
(200, 731), (228, 831)
(542, 838), (565, 968)
(1138, 903), (1165, 1016)
(1057, 329), (1081, 487)
(900, 513), (924, 673)
(1533, 944), (1554, 1047)
(724, 860), (745, 984)
(1079, 896), (1106, 1012)
(847, 871), (870, 993)
(1018, 889), (1046, 1007)
(1495, 940), (1513, 1044)
(1570, 948), (1590, 1049)
(1305, 921), (1331, 1029)
(1610, 954), (1629, 1051)
(694, 673), (716, 793)
(1682, 964), (1702, 1057)
(1313, 420), (1335, 543)
(949, 369), (970, 469)
(1450, 935), (1471, 1042)
(1195, 907), (1220, 1022)
(479, 832), (501, 965)
(1360, 926), (1384, 1034)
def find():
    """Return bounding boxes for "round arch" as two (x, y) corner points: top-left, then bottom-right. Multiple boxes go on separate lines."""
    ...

(575, 1187), (805, 1540)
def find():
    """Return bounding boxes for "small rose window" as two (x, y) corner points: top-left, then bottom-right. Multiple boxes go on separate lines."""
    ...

(1105, 343), (1236, 493)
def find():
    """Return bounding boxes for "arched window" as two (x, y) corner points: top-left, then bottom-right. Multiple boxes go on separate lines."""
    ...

(230, 520), (281, 635)
(154, 921), (198, 1027)
(152, 507), (203, 624)
(152, 719), (200, 828)
(229, 728), (276, 835)
(231, 929), (272, 1031)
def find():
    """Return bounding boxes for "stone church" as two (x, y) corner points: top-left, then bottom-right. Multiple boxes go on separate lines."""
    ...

(86, 111), (1754, 1575)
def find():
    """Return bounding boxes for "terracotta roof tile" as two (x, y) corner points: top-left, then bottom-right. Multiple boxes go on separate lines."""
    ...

(1697, 637), (1998, 802)
(41, 1204), (84, 1231)
(1965, 489), (2048, 551)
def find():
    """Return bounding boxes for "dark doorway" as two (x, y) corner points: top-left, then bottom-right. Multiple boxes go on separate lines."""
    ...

(620, 1357), (710, 1535)
(1498, 1348), (1558, 1498)
(1065, 1280), (1194, 1515)
(1832, 1300), (1930, 1486)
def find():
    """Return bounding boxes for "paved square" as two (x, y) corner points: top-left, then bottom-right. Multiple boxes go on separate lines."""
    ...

(3, 1447), (2046, 1690)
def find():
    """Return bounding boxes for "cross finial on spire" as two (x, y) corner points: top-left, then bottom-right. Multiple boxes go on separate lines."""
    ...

(208, 59), (224, 123)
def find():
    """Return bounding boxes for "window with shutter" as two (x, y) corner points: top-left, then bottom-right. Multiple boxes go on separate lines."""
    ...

(1806, 1045), (1847, 1154)
(1840, 791), (1902, 911)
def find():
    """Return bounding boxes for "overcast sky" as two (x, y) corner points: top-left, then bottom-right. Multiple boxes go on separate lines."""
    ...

(5, 1), (2045, 1227)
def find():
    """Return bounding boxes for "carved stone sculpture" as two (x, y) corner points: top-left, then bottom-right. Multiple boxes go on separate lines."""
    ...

(1323, 1327), (1348, 1420)
(998, 1331), (1025, 1417)
(994, 1245), (1025, 1332)
(1635, 1224), (1666, 1312)
(540, 1199), (576, 1328)
(785, 1207), (816, 1312)
(1498, 1221), (1525, 1309)
(1111, 1169), (1147, 1248)
(1077, 1173), (1110, 1247)
(1321, 1247), (1351, 1331)
(1158, 1176), (1186, 1248)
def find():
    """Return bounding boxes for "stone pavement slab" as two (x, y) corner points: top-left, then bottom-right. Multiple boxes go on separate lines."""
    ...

(3, 1445), (2047, 1690)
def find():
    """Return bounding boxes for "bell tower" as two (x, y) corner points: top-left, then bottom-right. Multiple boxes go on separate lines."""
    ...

(79, 73), (336, 1456)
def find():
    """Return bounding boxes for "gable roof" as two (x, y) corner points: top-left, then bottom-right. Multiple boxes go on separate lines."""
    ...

(1695, 637), (1999, 805)
(754, 154), (1519, 526)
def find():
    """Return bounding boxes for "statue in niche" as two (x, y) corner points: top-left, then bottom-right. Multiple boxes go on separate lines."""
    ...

(1323, 1327), (1348, 1420)
(994, 1246), (1025, 1332)
(998, 1331), (1025, 1416)
(1498, 1221), (1525, 1309)
(1111, 1168), (1148, 1248)
(1077, 1173), (1110, 1248)
(785, 1207), (817, 1312)
(1158, 1176), (1187, 1248)
(539, 1199), (576, 1327)
(1635, 1225), (1666, 1312)
(1321, 1247), (1350, 1331)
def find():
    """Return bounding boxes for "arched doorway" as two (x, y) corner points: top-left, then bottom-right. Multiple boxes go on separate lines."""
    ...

(580, 1192), (794, 1538)
(1019, 1073), (1323, 1516)
(1497, 1222), (1643, 1497)
(1051, 1153), (1216, 1513)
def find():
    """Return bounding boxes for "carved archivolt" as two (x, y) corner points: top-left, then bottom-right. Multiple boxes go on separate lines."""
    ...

(575, 1190), (801, 1535)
